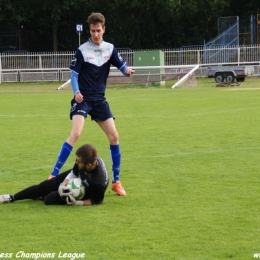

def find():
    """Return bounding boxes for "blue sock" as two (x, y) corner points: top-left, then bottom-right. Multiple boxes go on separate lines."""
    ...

(110, 144), (121, 183)
(51, 142), (73, 176)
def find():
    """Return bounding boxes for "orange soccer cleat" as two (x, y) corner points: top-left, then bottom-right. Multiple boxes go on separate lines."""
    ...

(111, 181), (126, 196)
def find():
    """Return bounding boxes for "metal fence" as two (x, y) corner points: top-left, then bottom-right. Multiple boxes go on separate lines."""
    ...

(1, 45), (260, 83)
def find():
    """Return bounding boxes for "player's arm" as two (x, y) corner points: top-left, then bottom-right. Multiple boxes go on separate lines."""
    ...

(110, 47), (135, 76)
(120, 64), (135, 76)
(66, 195), (92, 206)
(88, 184), (105, 205)
(61, 163), (79, 183)
(71, 71), (83, 103)
(70, 49), (84, 103)
(82, 199), (92, 206)
(63, 170), (77, 184)
(66, 184), (105, 206)
(71, 70), (79, 94)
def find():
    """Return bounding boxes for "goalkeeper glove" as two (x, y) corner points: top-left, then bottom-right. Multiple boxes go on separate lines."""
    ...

(58, 182), (72, 197)
(66, 194), (83, 206)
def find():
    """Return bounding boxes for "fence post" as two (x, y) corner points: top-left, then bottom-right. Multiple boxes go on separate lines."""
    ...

(238, 47), (240, 65)
(0, 54), (2, 84)
(197, 50), (200, 65)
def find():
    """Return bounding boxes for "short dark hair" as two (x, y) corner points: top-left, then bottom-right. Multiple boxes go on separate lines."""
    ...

(87, 12), (105, 27)
(75, 144), (98, 165)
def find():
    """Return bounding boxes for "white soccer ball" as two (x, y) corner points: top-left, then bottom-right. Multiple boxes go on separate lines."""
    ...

(66, 178), (85, 200)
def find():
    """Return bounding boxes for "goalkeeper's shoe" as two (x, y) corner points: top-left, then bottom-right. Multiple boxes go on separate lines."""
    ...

(111, 181), (126, 196)
(0, 194), (14, 203)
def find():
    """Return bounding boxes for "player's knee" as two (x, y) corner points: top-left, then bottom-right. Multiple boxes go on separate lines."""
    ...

(44, 191), (64, 205)
(44, 193), (57, 205)
(109, 132), (119, 144)
(69, 132), (81, 144)
(73, 131), (81, 140)
(44, 196), (52, 205)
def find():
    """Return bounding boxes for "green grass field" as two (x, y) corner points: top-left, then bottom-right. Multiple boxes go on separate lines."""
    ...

(0, 77), (260, 260)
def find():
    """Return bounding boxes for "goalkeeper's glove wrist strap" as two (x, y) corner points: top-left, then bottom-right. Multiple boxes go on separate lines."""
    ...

(75, 201), (84, 206)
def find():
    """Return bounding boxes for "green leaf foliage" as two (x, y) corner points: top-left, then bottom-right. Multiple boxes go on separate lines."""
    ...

(0, 0), (259, 51)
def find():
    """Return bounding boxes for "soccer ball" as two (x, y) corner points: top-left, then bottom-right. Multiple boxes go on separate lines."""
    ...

(66, 178), (85, 200)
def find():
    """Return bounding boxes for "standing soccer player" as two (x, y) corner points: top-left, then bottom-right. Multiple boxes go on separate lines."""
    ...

(49, 12), (134, 196)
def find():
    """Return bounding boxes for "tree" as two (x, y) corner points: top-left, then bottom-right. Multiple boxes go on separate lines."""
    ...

(27, 0), (86, 51)
(1, 0), (257, 51)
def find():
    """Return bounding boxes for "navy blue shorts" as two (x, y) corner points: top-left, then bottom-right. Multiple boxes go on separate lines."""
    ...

(70, 99), (114, 121)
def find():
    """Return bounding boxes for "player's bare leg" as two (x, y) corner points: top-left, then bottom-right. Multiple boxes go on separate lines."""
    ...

(66, 115), (85, 146)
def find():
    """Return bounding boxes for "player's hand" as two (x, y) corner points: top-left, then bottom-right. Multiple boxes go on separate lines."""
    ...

(125, 68), (135, 76)
(48, 175), (55, 180)
(58, 182), (72, 197)
(66, 195), (83, 206)
(66, 194), (76, 205)
(75, 92), (83, 103)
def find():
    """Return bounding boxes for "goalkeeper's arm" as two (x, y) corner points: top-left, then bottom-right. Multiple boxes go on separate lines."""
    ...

(66, 195), (92, 206)
(66, 184), (106, 206)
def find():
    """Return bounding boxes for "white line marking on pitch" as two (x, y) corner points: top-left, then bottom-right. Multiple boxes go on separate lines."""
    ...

(0, 146), (259, 175)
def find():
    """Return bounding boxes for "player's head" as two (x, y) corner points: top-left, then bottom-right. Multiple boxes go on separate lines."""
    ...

(75, 144), (98, 170)
(87, 12), (105, 45)
(87, 12), (105, 27)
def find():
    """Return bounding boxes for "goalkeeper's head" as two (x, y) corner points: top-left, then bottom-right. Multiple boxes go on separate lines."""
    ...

(75, 144), (98, 169)
(76, 144), (98, 173)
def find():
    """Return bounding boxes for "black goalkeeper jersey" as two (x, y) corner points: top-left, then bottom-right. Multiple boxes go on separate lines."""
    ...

(71, 157), (109, 204)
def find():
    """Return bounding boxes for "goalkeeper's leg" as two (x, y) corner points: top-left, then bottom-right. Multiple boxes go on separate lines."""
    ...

(44, 191), (67, 205)
(12, 171), (69, 201)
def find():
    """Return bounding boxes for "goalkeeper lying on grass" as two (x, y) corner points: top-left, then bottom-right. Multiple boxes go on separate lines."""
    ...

(0, 144), (109, 206)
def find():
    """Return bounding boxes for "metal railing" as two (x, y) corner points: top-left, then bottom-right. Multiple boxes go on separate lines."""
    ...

(1, 45), (260, 83)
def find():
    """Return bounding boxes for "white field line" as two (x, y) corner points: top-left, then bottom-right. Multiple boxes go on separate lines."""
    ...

(0, 114), (67, 117)
(0, 105), (260, 119)
(115, 106), (260, 117)
(0, 165), (52, 176)
(122, 146), (260, 160)
(0, 146), (259, 175)
(227, 87), (260, 91)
